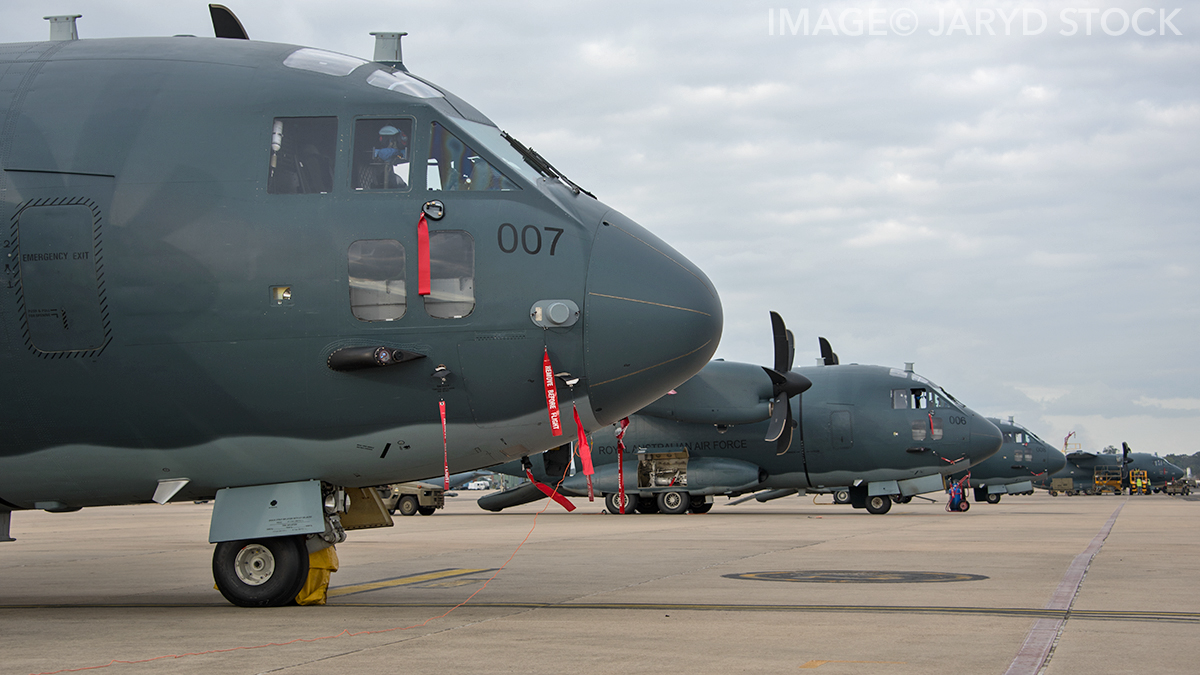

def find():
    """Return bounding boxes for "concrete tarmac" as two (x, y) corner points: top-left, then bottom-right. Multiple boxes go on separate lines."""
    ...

(2, 490), (1197, 675)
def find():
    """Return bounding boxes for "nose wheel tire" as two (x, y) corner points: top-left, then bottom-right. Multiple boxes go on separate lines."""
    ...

(865, 495), (892, 514)
(656, 490), (690, 515)
(833, 490), (851, 504)
(689, 496), (713, 514)
(213, 536), (309, 607)
(985, 493), (1001, 504)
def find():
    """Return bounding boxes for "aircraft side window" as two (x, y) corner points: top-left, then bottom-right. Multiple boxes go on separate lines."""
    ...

(930, 416), (944, 441)
(891, 389), (909, 409)
(909, 388), (929, 409)
(348, 239), (406, 321)
(911, 420), (927, 442)
(267, 117), (337, 194)
(424, 230), (475, 319)
(427, 122), (518, 191)
(1003, 431), (1016, 443)
(353, 119), (413, 191)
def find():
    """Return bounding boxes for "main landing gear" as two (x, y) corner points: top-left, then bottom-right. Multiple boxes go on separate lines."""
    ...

(605, 492), (639, 514)
(213, 536), (309, 607)
(209, 481), (360, 608)
(865, 494), (892, 514)
(604, 492), (713, 514)
(656, 490), (690, 515)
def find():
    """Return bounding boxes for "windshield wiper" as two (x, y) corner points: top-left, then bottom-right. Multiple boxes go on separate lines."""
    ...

(501, 131), (595, 198)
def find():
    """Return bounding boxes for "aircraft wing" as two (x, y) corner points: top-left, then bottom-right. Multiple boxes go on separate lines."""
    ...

(1066, 451), (1097, 462)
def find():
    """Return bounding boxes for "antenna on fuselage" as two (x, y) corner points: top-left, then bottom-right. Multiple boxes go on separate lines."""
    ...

(371, 32), (408, 71)
(44, 15), (81, 41)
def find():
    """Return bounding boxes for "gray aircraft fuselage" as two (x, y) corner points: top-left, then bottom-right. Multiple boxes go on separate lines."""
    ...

(490, 360), (1001, 504)
(0, 36), (721, 513)
(948, 418), (1066, 500)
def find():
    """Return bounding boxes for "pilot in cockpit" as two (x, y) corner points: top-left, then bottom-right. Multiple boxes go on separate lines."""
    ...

(356, 124), (410, 190)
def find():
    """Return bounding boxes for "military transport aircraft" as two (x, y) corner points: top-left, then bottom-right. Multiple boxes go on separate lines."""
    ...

(1034, 443), (1185, 495)
(946, 417), (1066, 504)
(0, 9), (721, 606)
(479, 313), (1002, 515)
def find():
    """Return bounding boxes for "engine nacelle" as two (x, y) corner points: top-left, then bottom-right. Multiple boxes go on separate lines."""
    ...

(638, 361), (773, 425)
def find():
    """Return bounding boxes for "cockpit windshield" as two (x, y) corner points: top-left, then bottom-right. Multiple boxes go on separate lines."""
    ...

(450, 119), (544, 186)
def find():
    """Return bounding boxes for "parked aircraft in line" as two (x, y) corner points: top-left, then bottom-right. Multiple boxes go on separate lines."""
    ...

(1034, 443), (1184, 495)
(946, 417), (1066, 504)
(0, 9), (721, 606)
(480, 314), (1001, 515)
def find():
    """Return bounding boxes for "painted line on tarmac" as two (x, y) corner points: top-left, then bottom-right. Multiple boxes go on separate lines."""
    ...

(1004, 501), (1126, 675)
(800, 660), (906, 669)
(326, 601), (1199, 624)
(3, 600), (1194, 625)
(327, 568), (493, 598)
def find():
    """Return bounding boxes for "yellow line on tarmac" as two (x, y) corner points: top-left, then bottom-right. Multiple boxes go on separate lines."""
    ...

(328, 569), (491, 598)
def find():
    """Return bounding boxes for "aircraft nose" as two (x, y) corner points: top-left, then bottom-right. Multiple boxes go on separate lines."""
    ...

(968, 415), (1002, 466)
(1048, 449), (1067, 474)
(582, 211), (722, 426)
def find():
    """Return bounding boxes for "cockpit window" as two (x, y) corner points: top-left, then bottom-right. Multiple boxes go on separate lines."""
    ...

(453, 119), (544, 185)
(284, 48), (367, 77)
(267, 117), (337, 194)
(366, 69), (442, 99)
(897, 388), (935, 409)
(424, 230), (475, 318)
(353, 119), (413, 191)
(348, 239), (406, 321)
(427, 122), (518, 191)
(930, 391), (957, 409)
(892, 388), (956, 409)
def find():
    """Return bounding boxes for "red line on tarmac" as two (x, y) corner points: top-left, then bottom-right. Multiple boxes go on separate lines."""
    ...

(1003, 501), (1125, 675)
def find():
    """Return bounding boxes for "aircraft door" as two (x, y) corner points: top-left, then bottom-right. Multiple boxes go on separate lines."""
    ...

(7, 175), (113, 357)
(830, 409), (853, 450)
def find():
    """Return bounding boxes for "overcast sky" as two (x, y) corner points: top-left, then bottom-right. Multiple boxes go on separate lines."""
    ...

(3, 1), (1197, 456)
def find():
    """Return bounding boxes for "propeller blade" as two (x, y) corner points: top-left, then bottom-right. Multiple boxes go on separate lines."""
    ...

(765, 395), (787, 442)
(764, 312), (802, 453)
(819, 337), (839, 366)
(776, 397), (794, 454)
(770, 311), (790, 373)
(210, 4), (249, 40)
(1122, 441), (1132, 464)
